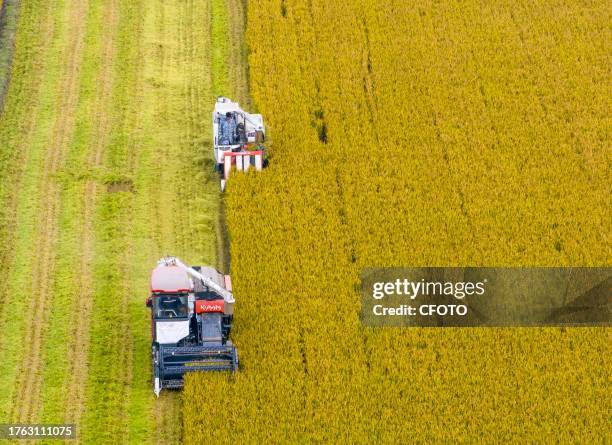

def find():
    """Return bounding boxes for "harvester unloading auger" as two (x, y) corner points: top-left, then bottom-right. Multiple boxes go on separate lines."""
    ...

(146, 257), (238, 396)
(213, 96), (267, 191)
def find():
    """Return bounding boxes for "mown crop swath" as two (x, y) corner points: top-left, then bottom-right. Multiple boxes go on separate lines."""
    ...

(184, 0), (610, 443)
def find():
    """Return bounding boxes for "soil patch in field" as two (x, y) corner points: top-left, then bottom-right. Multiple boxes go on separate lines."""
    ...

(107, 178), (135, 193)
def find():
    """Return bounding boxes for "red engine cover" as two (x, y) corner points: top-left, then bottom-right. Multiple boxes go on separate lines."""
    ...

(195, 299), (225, 314)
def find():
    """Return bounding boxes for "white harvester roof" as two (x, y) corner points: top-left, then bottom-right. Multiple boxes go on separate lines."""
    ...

(151, 266), (191, 293)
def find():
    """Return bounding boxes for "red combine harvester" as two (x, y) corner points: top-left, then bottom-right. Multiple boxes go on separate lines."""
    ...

(146, 257), (237, 396)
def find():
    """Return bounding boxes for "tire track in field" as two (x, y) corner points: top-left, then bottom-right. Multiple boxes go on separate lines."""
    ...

(182, 0), (196, 254)
(10, 0), (88, 424)
(216, 0), (247, 273)
(227, 0), (251, 108)
(145, 1), (176, 443)
(180, 0), (208, 260)
(172, 0), (190, 259)
(153, 2), (183, 441)
(63, 0), (118, 426)
(117, 243), (135, 445)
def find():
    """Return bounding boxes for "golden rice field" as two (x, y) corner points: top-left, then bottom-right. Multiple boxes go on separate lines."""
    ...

(184, 0), (610, 443)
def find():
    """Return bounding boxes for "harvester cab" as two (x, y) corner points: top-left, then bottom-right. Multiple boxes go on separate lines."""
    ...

(147, 257), (238, 397)
(213, 96), (267, 191)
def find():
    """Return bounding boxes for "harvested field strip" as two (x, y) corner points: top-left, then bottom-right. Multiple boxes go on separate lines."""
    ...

(0, 0), (52, 322)
(0, 0), (227, 443)
(0, 0), (79, 422)
(37, 0), (119, 434)
(10, 0), (88, 424)
(77, 0), (145, 442)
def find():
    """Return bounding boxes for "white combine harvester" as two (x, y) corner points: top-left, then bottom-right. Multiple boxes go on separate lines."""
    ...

(213, 97), (267, 191)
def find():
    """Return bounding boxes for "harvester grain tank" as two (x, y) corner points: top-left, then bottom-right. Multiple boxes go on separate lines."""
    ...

(146, 257), (238, 396)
